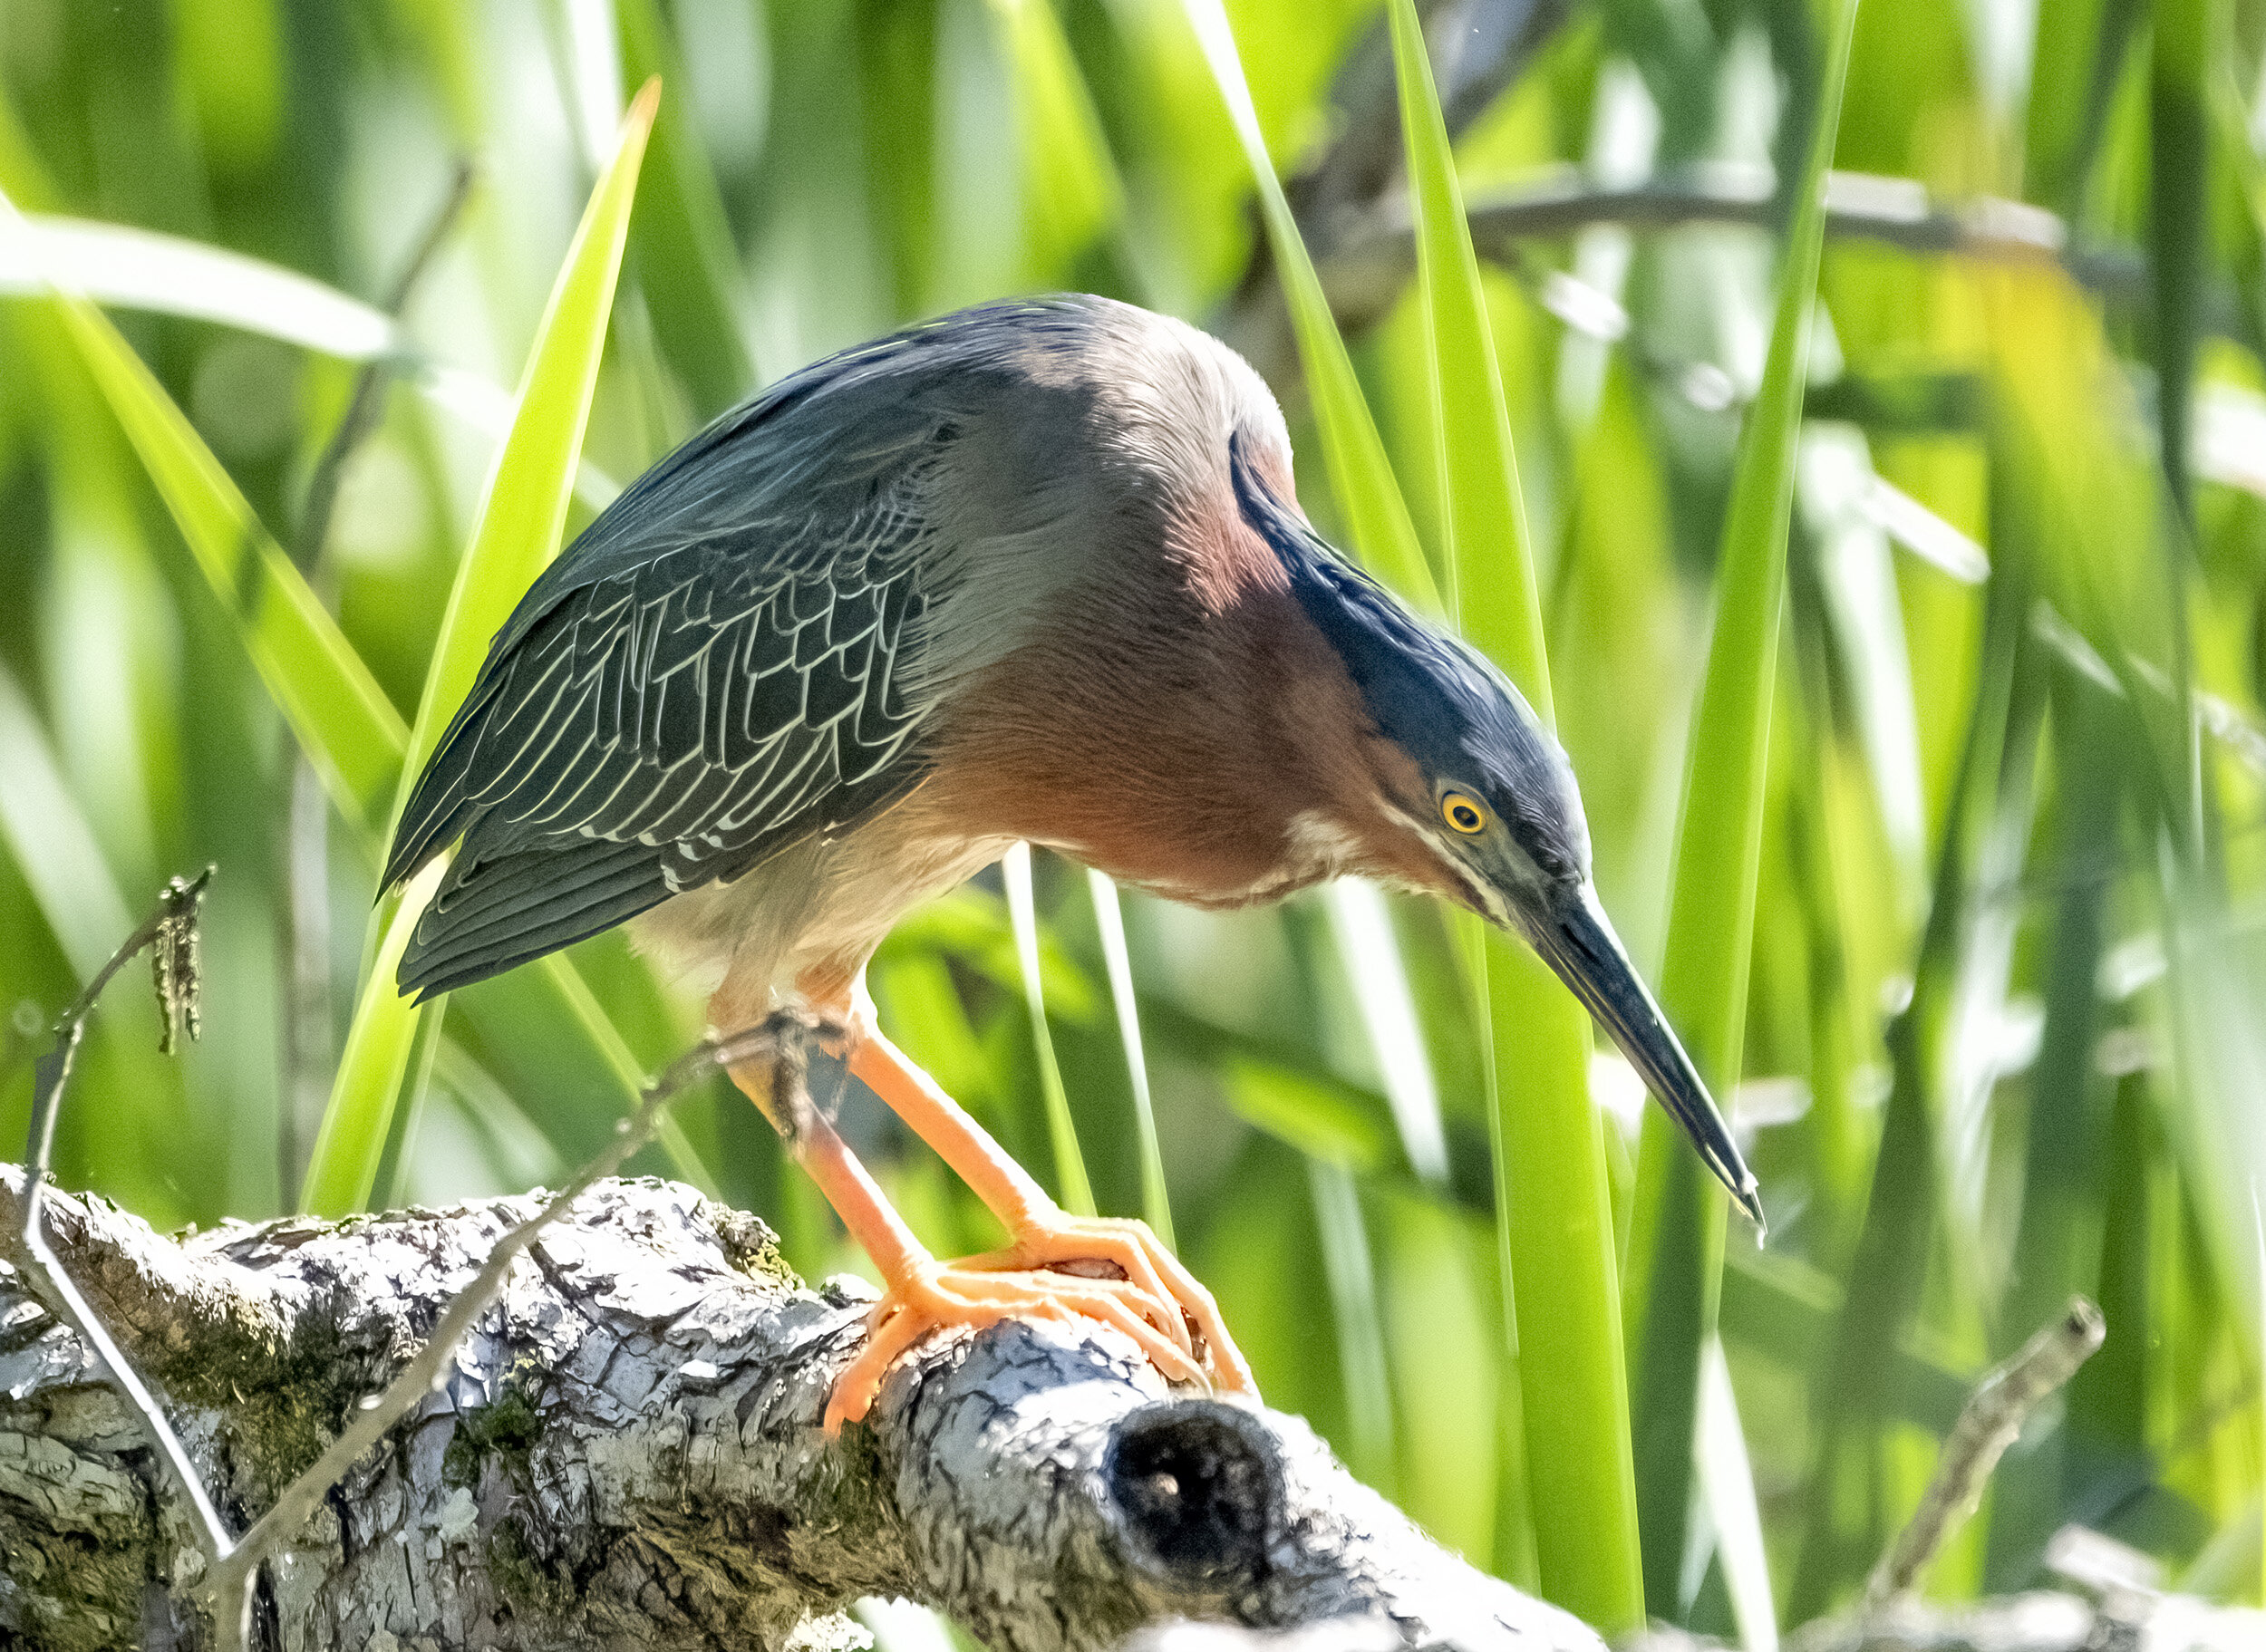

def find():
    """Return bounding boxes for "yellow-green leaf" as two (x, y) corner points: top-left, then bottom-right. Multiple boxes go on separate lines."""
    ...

(1384, 0), (1640, 1625)
(0, 185), (411, 845)
(1630, 0), (1861, 1618)
(304, 81), (661, 1217)
(1180, 0), (1439, 618)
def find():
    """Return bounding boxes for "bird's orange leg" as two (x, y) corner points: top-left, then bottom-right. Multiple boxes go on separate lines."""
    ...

(760, 1098), (1204, 1431)
(840, 991), (1257, 1401)
(720, 1000), (1221, 1434)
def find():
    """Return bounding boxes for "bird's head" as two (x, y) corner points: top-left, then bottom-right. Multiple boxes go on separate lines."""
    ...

(1228, 434), (1764, 1229)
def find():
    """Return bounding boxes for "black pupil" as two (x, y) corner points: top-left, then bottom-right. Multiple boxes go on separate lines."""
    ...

(1453, 804), (1478, 828)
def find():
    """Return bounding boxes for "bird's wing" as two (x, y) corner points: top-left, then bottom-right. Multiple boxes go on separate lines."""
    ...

(384, 363), (954, 1000)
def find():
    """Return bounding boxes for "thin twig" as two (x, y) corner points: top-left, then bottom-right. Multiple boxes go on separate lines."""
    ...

(1864, 1297), (2107, 1609)
(1231, 162), (2181, 393)
(290, 158), (475, 572)
(18, 867), (829, 1648)
(15, 869), (233, 1571)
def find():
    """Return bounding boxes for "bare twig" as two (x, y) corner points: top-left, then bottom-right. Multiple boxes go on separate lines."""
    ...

(290, 158), (476, 572)
(1864, 1298), (2108, 1609)
(16, 866), (834, 1651)
(15, 869), (232, 1574)
(1221, 159), (2182, 395)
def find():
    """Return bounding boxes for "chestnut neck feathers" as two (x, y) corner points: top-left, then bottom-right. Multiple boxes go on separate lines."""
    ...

(911, 321), (1468, 911)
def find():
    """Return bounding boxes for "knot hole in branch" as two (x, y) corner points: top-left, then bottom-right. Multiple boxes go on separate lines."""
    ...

(1105, 1401), (1282, 1589)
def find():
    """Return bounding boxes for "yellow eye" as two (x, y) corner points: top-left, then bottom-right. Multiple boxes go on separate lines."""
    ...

(1441, 793), (1486, 835)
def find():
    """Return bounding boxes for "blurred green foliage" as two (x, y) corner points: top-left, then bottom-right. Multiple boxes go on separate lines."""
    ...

(4, 0), (2266, 1640)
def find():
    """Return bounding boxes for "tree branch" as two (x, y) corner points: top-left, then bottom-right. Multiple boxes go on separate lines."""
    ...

(1219, 159), (2181, 396)
(0, 1169), (1602, 1652)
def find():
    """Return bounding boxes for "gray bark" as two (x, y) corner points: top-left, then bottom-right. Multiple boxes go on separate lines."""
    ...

(0, 1166), (1600, 1652)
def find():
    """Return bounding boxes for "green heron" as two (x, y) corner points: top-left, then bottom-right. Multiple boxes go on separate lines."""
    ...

(383, 295), (1761, 1432)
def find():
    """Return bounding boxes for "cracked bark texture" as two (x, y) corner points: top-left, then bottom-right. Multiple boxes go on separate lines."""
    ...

(0, 1167), (1600, 1652)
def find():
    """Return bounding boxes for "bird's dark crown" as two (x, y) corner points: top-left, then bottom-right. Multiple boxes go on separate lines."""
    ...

(1226, 433), (1590, 885)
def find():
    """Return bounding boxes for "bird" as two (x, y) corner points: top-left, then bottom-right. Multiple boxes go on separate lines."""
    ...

(380, 294), (1763, 1433)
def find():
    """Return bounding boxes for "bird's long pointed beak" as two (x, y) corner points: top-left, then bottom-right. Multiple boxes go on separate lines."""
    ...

(1528, 885), (1766, 1232)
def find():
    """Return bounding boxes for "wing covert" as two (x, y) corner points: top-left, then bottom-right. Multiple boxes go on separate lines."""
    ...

(385, 403), (949, 1000)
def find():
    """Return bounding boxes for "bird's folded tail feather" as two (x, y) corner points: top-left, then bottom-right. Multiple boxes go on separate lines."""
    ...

(398, 836), (672, 1000)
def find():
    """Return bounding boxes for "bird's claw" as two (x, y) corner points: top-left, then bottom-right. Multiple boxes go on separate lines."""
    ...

(822, 1253), (1213, 1434)
(964, 1211), (1258, 1400)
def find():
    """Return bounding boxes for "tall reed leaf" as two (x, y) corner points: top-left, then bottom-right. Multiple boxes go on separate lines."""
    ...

(1384, 0), (1638, 1623)
(988, 0), (1122, 279)
(614, 0), (757, 419)
(1178, 0), (1438, 616)
(0, 213), (621, 507)
(1088, 869), (1176, 1247)
(303, 82), (659, 1216)
(0, 663), (135, 982)
(1004, 843), (1096, 1215)
(1628, 0), (1858, 1618)
(1, 195), (409, 844)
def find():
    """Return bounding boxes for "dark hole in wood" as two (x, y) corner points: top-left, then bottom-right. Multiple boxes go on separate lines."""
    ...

(1105, 1404), (1277, 1583)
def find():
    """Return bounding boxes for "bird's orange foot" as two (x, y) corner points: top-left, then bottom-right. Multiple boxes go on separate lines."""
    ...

(963, 1211), (1258, 1399)
(824, 1253), (1211, 1433)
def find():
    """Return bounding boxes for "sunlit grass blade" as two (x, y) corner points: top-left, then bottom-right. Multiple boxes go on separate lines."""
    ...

(1178, 0), (1438, 616)
(987, 0), (1122, 279)
(0, 213), (397, 356)
(1697, 1336), (1777, 1652)
(1787, 569), (2038, 1618)
(1004, 843), (1095, 1215)
(1, 192), (410, 844)
(1383, 0), (1637, 1623)
(304, 82), (660, 1216)
(537, 952), (717, 1195)
(1627, 0), (1858, 1618)
(0, 662), (136, 982)
(1321, 879), (1448, 1186)
(1308, 1156), (1397, 1491)
(302, 858), (445, 1212)
(0, 213), (621, 510)
(614, 0), (757, 419)
(1087, 868), (1176, 1249)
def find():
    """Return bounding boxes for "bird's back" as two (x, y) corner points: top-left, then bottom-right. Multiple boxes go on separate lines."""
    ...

(383, 295), (1285, 1000)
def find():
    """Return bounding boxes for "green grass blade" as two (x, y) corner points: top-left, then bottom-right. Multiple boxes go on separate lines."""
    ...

(1320, 879), (1448, 1186)
(0, 213), (621, 509)
(0, 662), (136, 982)
(1787, 568), (2038, 1618)
(1, 214), (398, 358)
(1382, 0), (1541, 681)
(1307, 1155), (1398, 1492)
(1383, 0), (1641, 1622)
(304, 82), (659, 1216)
(0, 189), (411, 844)
(614, 0), (758, 420)
(1628, 0), (1859, 1618)
(1004, 843), (1096, 1215)
(537, 952), (717, 1194)
(987, 0), (1122, 278)
(302, 859), (444, 1212)
(392, 79), (660, 822)
(1697, 1336), (1777, 1652)
(1178, 0), (1438, 617)
(1087, 868), (1176, 1249)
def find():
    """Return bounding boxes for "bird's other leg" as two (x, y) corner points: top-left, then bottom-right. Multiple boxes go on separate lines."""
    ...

(836, 978), (1258, 1400)
(718, 1004), (1206, 1435)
